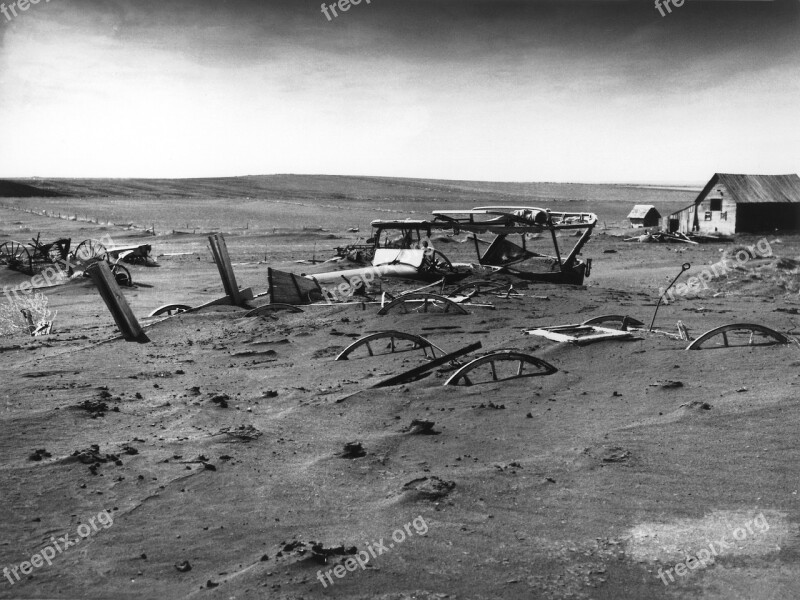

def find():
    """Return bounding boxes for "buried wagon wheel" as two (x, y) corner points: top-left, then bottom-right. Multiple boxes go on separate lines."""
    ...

(0, 241), (33, 274)
(74, 239), (108, 264)
(424, 249), (454, 271)
(443, 351), (558, 386)
(111, 263), (133, 287)
(582, 315), (645, 331)
(148, 304), (192, 317)
(685, 323), (791, 350)
(377, 292), (468, 316)
(335, 331), (445, 361)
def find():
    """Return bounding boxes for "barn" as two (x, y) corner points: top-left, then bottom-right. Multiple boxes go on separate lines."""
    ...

(665, 173), (800, 235)
(627, 205), (661, 228)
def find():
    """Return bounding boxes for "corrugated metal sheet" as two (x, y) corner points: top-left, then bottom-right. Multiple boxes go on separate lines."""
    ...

(700, 174), (800, 204)
(627, 204), (659, 219)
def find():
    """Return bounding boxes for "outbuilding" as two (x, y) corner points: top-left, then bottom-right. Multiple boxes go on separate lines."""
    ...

(665, 173), (800, 235)
(627, 205), (661, 228)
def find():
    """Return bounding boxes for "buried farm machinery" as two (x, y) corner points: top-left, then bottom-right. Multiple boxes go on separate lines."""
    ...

(0, 235), (134, 286)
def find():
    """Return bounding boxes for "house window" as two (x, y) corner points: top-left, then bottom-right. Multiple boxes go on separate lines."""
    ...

(710, 198), (722, 211)
(704, 211), (712, 221)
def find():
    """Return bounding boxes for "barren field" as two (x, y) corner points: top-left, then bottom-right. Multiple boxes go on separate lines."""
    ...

(2, 176), (800, 600)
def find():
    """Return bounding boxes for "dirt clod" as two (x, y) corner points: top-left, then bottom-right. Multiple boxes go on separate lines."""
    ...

(341, 442), (366, 458)
(174, 561), (192, 572)
(403, 419), (439, 434)
(28, 448), (52, 461)
(402, 476), (456, 500)
(681, 400), (712, 410)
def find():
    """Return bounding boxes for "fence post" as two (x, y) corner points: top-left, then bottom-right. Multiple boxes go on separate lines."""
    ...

(86, 262), (148, 342)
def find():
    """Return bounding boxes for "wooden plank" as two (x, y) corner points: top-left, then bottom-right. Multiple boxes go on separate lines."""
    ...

(371, 341), (482, 388)
(524, 329), (577, 343)
(208, 234), (242, 305)
(86, 262), (148, 342)
(525, 325), (632, 345)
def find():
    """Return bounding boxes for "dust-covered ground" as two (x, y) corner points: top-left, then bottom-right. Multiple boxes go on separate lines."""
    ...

(1, 180), (800, 600)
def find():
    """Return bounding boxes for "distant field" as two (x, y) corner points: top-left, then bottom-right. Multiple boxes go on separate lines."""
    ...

(0, 175), (699, 234)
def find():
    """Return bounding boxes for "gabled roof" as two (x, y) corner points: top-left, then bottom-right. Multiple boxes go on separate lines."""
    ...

(698, 173), (800, 204)
(627, 204), (660, 219)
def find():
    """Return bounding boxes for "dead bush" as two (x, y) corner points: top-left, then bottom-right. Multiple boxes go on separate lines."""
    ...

(0, 292), (56, 337)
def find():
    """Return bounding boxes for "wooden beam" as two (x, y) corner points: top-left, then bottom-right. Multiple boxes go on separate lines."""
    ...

(208, 234), (242, 305)
(371, 341), (482, 388)
(87, 262), (149, 342)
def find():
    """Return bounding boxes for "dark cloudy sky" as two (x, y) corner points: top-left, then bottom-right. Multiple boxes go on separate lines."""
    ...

(1, 0), (798, 181)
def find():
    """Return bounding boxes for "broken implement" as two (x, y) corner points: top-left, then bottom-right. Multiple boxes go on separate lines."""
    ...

(371, 206), (596, 285)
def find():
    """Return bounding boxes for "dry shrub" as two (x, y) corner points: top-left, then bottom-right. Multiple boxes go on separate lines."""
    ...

(0, 292), (56, 337)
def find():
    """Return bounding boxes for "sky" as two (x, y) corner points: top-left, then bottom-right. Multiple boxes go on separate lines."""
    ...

(0, 0), (798, 182)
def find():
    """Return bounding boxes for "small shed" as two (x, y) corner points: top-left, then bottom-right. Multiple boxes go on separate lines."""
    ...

(665, 173), (800, 235)
(627, 205), (661, 228)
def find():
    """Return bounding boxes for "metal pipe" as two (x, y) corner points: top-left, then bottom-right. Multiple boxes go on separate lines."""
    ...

(649, 262), (691, 332)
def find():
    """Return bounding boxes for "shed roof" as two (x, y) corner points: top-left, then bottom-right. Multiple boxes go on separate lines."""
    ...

(627, 205), (660, 219)
(699, 173), (800, 204)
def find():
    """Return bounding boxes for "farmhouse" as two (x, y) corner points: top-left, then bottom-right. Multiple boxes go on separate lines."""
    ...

(666, 173), (800, 235)
(627, 205), (661, 228)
